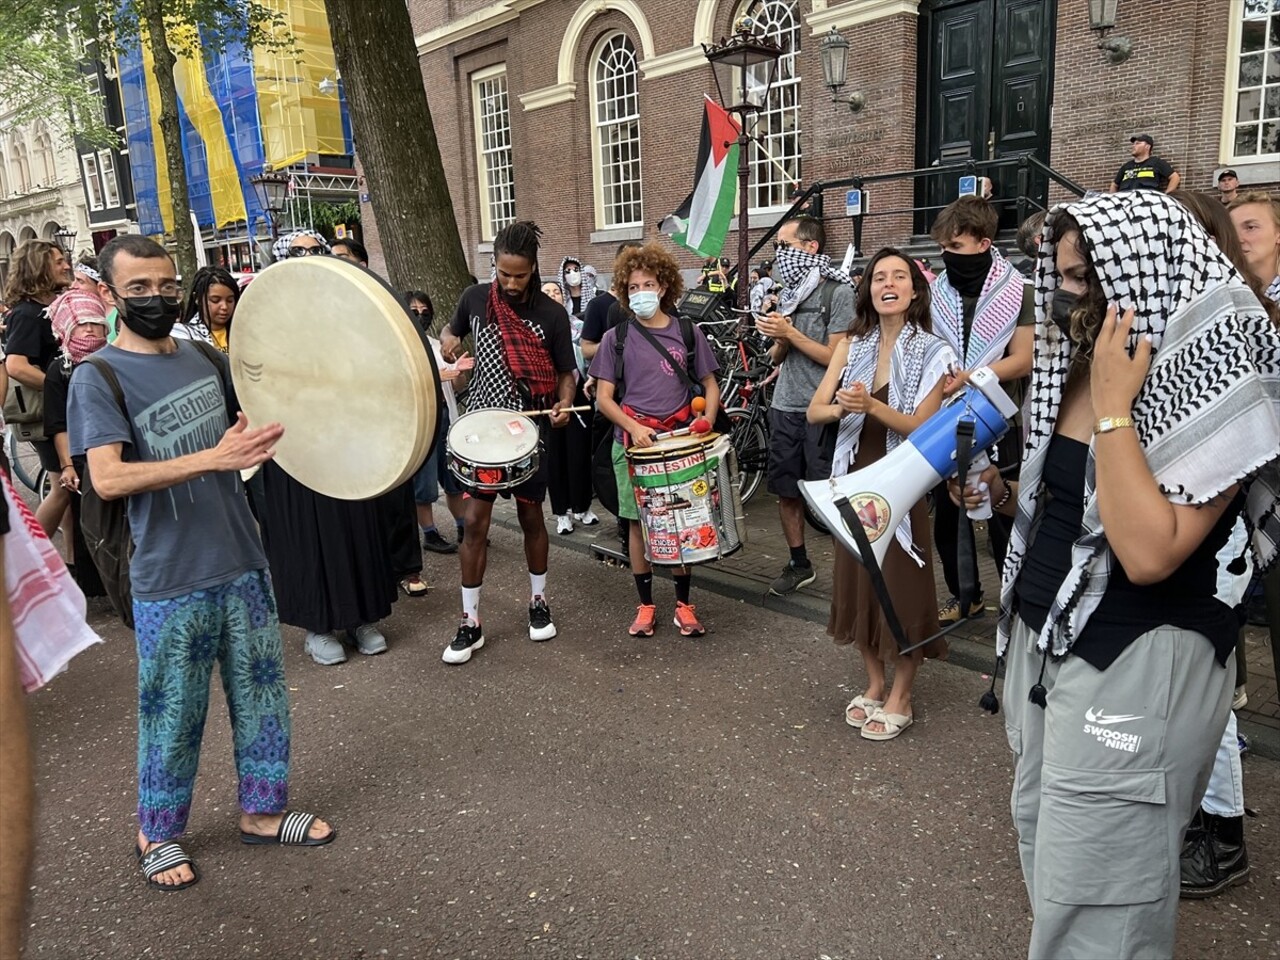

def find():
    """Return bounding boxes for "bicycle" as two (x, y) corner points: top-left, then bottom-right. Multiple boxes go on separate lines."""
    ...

(722, 361), (777, 505)
(6, 424), (50, 500)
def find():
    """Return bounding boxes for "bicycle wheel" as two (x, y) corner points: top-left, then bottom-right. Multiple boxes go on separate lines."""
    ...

(7, 427), (45, 495)
(726, 407), (768, 504)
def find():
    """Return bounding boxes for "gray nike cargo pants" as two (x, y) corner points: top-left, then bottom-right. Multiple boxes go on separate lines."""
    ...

(1003, 617), (1233, 960)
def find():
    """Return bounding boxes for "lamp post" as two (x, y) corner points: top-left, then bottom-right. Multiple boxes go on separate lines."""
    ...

(1088, 0), (1132, 64)
(249, 169), (290, 240)
(818, 28), (865, 112)
(703, 17), (784, 308)
(53, 226), (77, 255)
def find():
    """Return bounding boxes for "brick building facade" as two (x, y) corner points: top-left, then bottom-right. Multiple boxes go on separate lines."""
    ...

(400, 0), (1279, 284)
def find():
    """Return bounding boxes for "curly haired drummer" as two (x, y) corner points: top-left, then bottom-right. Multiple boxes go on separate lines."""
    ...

(440, 222), (577, 664)
(588, 243), (720, 638)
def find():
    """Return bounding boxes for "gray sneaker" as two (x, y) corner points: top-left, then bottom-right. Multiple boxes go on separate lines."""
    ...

(304, 631), (347, 665)
(350, 623), (388, 656)
(769, 562), (816, 596)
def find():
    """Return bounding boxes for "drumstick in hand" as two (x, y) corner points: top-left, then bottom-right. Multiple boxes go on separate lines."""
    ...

(525, 404), (594, 417)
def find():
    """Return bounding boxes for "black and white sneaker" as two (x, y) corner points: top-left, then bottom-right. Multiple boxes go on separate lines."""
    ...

(443, 617), (484, 664)
(528, 597), (557, 642)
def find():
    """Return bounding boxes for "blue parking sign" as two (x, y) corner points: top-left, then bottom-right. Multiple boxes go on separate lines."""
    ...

(958, 175), (978, 197)
(844, 189), (863, 217)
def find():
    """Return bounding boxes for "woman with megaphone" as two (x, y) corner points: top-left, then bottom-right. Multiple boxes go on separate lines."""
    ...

(951, 192), (1280, 960)
(808, 248), (956, 742)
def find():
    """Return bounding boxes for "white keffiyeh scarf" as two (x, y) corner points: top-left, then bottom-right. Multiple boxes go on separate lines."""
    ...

(997, 191), (1280, 659)
(832, 326), (955, 565)
(775, 247), (853, 316)
(931, 247), (1024, 371)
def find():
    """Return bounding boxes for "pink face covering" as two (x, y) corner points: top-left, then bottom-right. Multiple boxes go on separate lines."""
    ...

(47, 289), (108, 365)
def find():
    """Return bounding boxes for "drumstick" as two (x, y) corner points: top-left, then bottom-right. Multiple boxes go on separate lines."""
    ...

(525, 404), (594, 417)
(653, 418), (712, 441)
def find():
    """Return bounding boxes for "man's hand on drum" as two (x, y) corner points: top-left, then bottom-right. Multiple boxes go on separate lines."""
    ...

(549, 401), (571, 429)
(210, 413), (284, 471)
(947, 461), (1001, 511)
(628, 422), (657, 448)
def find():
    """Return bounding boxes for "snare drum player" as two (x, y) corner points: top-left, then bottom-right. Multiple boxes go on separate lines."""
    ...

(440, 221), (576, 664)
(589, 243), (720, 638)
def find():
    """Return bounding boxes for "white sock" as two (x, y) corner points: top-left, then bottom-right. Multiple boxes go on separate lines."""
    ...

(461, 585), (481, 623)
(529, 571), (547, 600)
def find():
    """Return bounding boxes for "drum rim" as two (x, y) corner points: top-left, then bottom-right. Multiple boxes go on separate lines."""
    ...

(447, 408), (540, 463)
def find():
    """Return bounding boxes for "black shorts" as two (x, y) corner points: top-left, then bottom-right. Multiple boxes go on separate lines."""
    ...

(766, 408), (835, 499)
(30, 438), (62, 474)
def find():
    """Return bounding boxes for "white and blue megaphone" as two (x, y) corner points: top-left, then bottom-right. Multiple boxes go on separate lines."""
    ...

(800, 367), (1018, 567)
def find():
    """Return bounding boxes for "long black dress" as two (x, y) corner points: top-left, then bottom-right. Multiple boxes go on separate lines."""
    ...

(257, 461), (397, 634)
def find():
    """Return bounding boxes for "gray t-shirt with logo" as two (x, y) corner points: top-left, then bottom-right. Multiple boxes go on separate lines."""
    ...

(771, 280), (856, 412)
(68, 342), (267, 602)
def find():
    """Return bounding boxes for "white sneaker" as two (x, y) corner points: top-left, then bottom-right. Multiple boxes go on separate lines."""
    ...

(555, 514), (574, 535)
(443, 618), (484, 664)
(304, 631), (347, 665)
(350, 623), (388, 656)
(575, 509), (600, 526)
(1233, 685), (1248, 711)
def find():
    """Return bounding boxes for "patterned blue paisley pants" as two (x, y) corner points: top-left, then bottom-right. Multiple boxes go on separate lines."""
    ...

(133, 570), (290, 842)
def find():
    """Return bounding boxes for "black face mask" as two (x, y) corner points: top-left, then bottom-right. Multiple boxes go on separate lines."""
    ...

(941, 249), (994, 297)
(1050, 289), (1080, 330)
(118, 295), (182, 340)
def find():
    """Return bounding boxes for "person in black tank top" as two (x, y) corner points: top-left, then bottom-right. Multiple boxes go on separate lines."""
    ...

(950, 193), (1280, 960)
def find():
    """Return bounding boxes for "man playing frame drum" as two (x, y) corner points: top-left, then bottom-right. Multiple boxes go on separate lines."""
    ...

(440, 222), (576, 665)
(589, 243), (721, 638)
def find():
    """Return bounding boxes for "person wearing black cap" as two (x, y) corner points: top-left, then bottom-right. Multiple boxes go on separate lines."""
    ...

(1216, 169), (1239, 205)
(1111, 134), (1179, 193)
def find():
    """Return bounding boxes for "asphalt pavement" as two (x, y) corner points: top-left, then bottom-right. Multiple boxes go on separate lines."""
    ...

(20, 524), (1280, 960)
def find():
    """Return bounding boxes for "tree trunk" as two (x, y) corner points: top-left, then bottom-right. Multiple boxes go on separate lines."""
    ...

(141, 0), (198, 283)
(324, 0), (471, 310)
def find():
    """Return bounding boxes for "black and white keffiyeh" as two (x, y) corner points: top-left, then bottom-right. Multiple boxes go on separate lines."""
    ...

(271, 229), (330, 262)
(997, 191), (1280, 659)
(774, 247), (852, 315)
(833, 326), (955, 565)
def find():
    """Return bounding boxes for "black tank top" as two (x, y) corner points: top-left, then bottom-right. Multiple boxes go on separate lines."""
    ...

(1015, 434), (1242, 670)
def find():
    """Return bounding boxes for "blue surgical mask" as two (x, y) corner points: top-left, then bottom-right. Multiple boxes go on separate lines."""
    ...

(629, 291), (660, 319)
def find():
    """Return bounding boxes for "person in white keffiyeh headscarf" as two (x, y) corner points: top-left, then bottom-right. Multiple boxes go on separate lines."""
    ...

(807, 248), (953, 743)
(956, 191), (1280, 960)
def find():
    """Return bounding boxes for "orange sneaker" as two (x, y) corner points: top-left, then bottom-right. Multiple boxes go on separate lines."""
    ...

(628, 604), (657, 637)
(673, 602), (705, 637)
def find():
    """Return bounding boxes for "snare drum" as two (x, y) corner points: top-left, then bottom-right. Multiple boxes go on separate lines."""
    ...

(626, 432), (746, 566)
(447, 409), (541, 491)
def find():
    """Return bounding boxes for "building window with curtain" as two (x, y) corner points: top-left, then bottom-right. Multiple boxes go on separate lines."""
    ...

(98, 150), (121, 207)
(472, 66), (516, 241)
(592, 33), (643, 228)
(81, 154), (104, 210)
(33, 126), (55, 185)
(1229, 1), (1280, 160)
(741, 0), (801, 211)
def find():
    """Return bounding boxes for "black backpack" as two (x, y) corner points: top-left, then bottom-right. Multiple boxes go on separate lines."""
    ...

(78, 342), (227, 628)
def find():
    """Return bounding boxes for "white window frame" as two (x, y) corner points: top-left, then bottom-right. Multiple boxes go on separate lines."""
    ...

(740, 0), (802, 214)
(590, 32), (644, 229)
(471, 64), (516, 242)
(1219, 1), (1280, 170)
(81, 153), (104, 211)
(98, 150), (120, 207)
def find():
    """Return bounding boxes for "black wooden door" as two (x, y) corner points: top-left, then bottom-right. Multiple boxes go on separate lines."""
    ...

(917, 0), (1055, 232)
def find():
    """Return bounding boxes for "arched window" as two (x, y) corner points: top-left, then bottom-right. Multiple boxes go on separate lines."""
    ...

(9, 138), (30, 194)
(740, 0), (801, 211)
(33, 126), (55, 185)
(591, 33), (643, 228)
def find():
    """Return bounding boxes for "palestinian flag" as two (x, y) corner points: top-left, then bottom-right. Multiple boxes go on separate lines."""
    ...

(659, 98), (741, 258)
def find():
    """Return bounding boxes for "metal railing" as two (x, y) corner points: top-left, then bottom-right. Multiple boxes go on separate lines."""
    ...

(732, 153), (1087, 278)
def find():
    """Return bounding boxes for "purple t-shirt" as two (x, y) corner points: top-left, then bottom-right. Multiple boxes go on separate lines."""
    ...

(590, 315), (719, 434)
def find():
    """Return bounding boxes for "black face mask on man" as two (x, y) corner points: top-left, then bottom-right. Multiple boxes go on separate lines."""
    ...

(940, 249), (993, 297)
(118, 294), (182, 340)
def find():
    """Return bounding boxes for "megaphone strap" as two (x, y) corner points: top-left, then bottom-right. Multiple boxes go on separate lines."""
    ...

(834, 496), (909, 652)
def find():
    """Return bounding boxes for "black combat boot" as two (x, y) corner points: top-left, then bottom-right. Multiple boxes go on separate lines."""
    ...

(1180, 809), (1249, 899)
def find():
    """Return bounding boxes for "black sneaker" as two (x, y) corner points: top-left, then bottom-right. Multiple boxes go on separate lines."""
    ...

(528, 597), (557, 642)
(442, 618), (484, 664)
(423, 529), (459, 554)
(769, 561), (816, 596)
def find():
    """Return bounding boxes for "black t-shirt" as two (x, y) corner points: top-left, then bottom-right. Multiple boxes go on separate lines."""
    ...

(1016, 434), (1243, 670)
(449, 282), (576, 373)
(1114, 156), (1174, 192)
(42, 358), (73, 437)
(4, 298), (57, 371)
(581, 292), (624, 344)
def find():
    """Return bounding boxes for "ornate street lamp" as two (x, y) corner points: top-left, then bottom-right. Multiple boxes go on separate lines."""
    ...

(250, 169), (290, 239)
(53, 226), (77, 254)
(1088, 0), (1132, 64)
(704, 16), (784, 308)
(819, 28), (865, 113)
